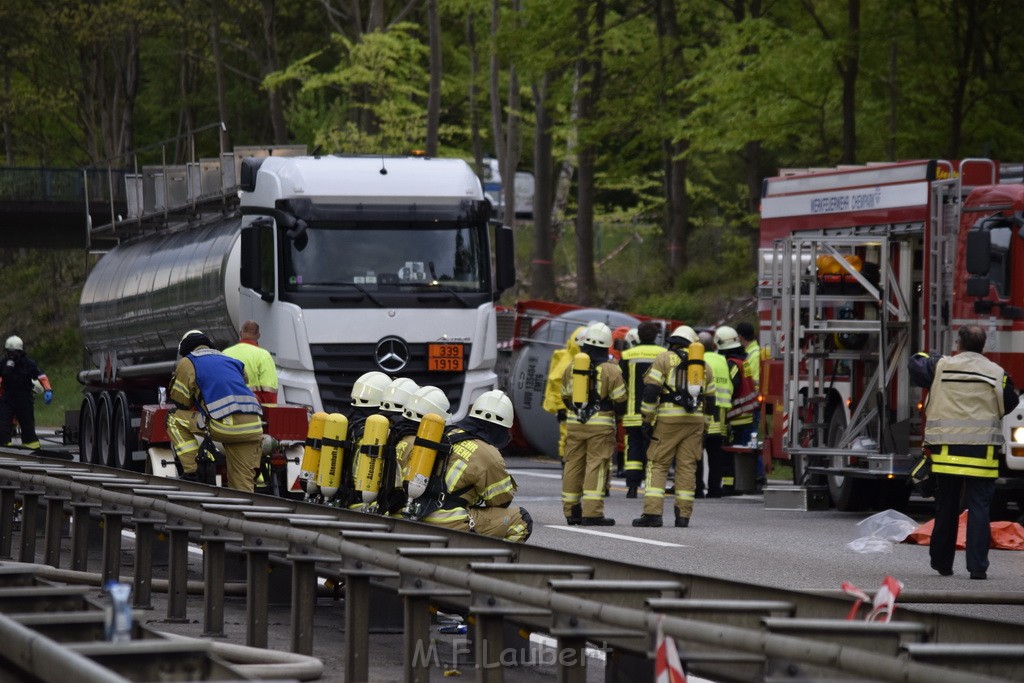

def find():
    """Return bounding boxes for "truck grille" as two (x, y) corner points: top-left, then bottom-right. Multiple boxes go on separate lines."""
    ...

(310, 343), (467, 414)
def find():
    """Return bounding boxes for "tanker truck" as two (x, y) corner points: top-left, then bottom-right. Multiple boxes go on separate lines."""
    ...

(70, 150), (515, 487)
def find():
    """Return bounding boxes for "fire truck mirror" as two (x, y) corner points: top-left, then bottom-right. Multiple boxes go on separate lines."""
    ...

(965, 229), (991, 275)
(966, 276), (991, 299)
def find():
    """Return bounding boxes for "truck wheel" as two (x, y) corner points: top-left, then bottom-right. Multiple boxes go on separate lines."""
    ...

(96, 392), (113, 467)
(111, 392), (138, 470)
(824, 406), (873, 511)
(78, 395), (98, 465)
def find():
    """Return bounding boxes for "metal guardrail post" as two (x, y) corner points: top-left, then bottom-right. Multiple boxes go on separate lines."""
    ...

(43, 489), (69, 568)
(131, 514), (157, 610)
(287, 541), (331, 656)
(345, 574), (371, 683)
(69, 495), (99, 572)
(557, 636), (588, 683)
(100, 504), (130, 584)
(18, 486), (44, 563)
(165, 511), (201, 622)
(0, 483), (16, 559)
(242, 533), (281, 648)
(199, 523), (243, 638)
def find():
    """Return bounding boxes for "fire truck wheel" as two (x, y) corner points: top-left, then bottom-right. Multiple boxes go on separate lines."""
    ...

(824, 407), (872, 511)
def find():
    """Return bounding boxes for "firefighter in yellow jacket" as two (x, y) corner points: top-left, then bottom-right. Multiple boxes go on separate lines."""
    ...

(542, 326), (586, 458)
(632, 325), (713, 528)
(619, 322), (664, 497)
(166, 330), (264, 492)
(698, 331), (734, 497)
(420, 390), (531, 543)
(560, 323), (627, 526)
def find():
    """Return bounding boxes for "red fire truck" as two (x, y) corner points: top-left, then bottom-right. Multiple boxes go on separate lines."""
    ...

(758, 159), (1024, 513)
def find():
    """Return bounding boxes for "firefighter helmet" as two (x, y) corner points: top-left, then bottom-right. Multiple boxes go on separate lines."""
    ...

(624, 328), (640, 348)
(5, 336), (23, 351)
(350, 371), (392, 407)
(178, 330), (212, 357)
(470, 389), (514, 428)
(404, 385), (451, 423)
(714, 325), (742, 350)
(380, 377), (419, 413)
(582, 323), (613, 349)
(667, 325), (697, 346)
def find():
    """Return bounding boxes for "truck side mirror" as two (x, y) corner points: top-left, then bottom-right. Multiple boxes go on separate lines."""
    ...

(965, 229), (991, 276)
(240, 221), (275, 302)
(493, 222), (516, 295)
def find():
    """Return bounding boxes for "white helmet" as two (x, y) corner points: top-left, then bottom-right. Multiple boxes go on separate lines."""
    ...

(470, 389), (514, 428)
(5, 336), (23, 351)
(350, 371), (392, 407)
(582, 323), (612, 349)
(714, 325), (742, 350)
(380, 378), (419, 413)
(667, 325), (697, 346)
(403, 385), (451, 423)
(624, 328), (640, 348)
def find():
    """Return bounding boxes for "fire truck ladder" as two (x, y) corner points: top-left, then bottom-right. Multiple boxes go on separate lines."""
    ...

(775, 234), (915, 494)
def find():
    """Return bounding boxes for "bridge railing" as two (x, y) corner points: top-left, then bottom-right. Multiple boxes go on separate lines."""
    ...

(0, 167), (127, 203)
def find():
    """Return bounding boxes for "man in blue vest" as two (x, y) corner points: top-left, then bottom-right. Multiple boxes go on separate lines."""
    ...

(167, 330), (264, 492)
(909, 324), (1018, 580)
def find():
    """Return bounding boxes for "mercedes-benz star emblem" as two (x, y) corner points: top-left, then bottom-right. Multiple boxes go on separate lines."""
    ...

(375, 336), (409, 373)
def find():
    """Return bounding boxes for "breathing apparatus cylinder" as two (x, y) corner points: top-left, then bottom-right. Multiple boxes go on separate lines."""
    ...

(686, 341), (705, 399)
(299, 412), (328, 493)
(317, 413), (349, 498)
(354, 414), (390, 503)
(571, 352), (591, 406)
(404, 412), (446, 499)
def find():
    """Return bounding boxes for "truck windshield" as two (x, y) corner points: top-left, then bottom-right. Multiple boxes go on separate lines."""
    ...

(284, 224), (488, 293)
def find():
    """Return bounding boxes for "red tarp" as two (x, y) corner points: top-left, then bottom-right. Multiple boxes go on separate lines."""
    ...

(905, 511), (1024, 550)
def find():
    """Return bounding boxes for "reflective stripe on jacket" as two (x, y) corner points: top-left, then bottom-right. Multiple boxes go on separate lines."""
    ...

(704, 352), (731, 436)
(620, 343), (663, 427)
(188, 349), (263, 419)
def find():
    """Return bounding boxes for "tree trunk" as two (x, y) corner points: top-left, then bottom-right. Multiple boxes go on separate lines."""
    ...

(3, 64), (13, 165)
(210, 2), (231, 151)
(573, 0), (603, 305)
(489, 0), (506, 214)
(502, 63), (520, 222)
(261, 0), (288, 144)
(425, 0), (441, 155)
(841, 0), (860, 163)
(530, 76), (556, 300)
(466, 13), (484, 173)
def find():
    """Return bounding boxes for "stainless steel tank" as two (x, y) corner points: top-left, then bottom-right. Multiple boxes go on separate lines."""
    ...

(507, 308), (641, 456)
(79, 214), (242, 374)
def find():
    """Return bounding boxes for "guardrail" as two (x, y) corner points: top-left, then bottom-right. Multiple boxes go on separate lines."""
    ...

(0, 450), (1019, 683)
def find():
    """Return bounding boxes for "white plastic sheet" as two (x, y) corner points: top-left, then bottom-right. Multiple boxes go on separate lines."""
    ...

(845, 509), (920, 553)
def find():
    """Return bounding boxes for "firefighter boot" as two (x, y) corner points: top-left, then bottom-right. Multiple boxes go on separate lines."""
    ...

(674, 508), (690, 528)
(566, 504), (582, 526)
(581, 516), (615, 526)
(632, 514), (663, 527)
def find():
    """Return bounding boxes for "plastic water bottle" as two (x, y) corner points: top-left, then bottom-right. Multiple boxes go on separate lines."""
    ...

(748, 431), (759, 449)
(105, 581), (133, 643)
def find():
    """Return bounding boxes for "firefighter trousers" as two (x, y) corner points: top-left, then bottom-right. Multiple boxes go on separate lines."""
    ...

(562, 422), (615, 519)
(643, 418), (704, 519)
(167, 410), (263, 493)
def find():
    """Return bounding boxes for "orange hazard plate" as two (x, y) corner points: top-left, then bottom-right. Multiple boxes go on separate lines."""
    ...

(428, 343), (464, 371)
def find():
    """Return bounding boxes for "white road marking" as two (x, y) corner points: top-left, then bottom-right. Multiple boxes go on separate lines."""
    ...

(548, 525), (688, 547)
(508, 469), (563, 480)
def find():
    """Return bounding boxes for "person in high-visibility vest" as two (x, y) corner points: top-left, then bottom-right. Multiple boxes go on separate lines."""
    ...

(223, 320), (278, 404)
(619, 322), (664, 498)
(909, 324), (1019, 580)
(698, 331), (734, 497)
(542, 326), (586, 459)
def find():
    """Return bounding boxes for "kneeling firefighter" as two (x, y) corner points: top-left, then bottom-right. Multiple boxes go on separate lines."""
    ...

(419, 390), (532, 543)
(367, 377), (420, 515)
(166, 330), (264, 492)
(398, 385), (452, 520)
(345, 371), (393, 510)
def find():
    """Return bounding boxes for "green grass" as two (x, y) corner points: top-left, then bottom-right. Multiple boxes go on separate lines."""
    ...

(32, 359), (83, 430)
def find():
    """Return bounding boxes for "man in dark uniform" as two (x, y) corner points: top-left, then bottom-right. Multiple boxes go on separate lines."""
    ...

(0, 335), (53, 450)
